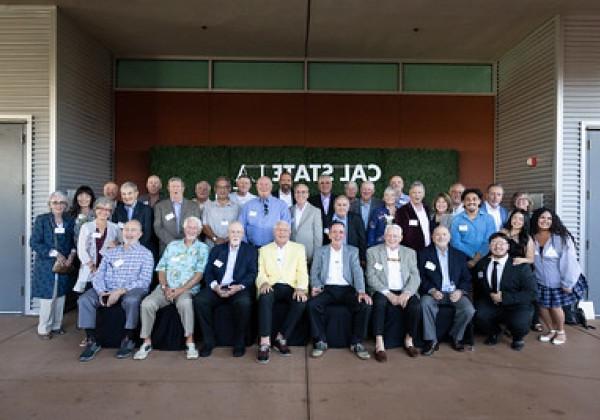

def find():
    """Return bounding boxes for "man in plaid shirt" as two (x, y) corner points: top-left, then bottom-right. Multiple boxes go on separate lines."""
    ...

(78, 219), (154, 362)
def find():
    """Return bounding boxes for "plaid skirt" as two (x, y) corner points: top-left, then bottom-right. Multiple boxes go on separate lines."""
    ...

(537, 284), (577, 308)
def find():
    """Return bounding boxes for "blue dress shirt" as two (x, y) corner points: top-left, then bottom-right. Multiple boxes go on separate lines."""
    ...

(238, 195), (292, 247)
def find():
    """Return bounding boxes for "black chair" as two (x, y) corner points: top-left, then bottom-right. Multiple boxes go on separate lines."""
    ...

(96, 305), (140, 348)
(323, 305), (353, 348)
(213, 303), (254, 347)
(271, 300), (309, 346)
(150, 305), (186, 351)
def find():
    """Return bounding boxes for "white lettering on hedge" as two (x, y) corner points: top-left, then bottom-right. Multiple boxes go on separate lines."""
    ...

(236, 164), (382, 183)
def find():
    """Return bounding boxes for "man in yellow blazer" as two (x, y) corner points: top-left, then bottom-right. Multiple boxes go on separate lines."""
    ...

(256, 220), (309, 364)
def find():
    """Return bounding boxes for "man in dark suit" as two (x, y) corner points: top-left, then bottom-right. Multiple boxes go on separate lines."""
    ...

(112, 181), (154, 253)
(308, 174), (336, 240)
(474, 232), (536, 351)
(349, 181), (383, 231)
(418, 226), (475, 355)
(274, 170), (295, 207)
(153, 177), (202, 256)
(395, 181), (432, 252)
(325, 195), (367, 262)
(193, 221), (257, 357)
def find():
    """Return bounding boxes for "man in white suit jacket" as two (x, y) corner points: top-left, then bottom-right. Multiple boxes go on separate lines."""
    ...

(290, 183), (323, 264)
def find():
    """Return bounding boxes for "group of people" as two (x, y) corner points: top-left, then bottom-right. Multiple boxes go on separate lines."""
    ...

(29, 171), (585, 364)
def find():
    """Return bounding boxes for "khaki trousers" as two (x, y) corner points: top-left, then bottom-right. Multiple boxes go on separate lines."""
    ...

(140, 286), (195, 339)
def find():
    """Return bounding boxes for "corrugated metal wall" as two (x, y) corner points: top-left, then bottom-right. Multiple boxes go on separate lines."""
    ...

(57, 11), (113, 194)
(0, 6), (53, 217)
(496, 17), (558, 209)
(561, 15), (600, 250)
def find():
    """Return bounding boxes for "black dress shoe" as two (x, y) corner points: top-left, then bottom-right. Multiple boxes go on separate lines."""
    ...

(421, 341), (438, 356)
(452, 340), (465, 352)
(233, 346), (246, 357)
(404, 346), (419, 358)
(511, 340), (525, 351)
(484, 334), (498, 345)
(200, 345), (214, 357)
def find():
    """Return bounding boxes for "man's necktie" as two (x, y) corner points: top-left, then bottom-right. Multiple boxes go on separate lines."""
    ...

(491, 261), (499, 293)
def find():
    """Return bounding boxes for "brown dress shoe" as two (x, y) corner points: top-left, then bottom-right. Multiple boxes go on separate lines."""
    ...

(404, 346), (419, 358)
(374, 350), (388, 363)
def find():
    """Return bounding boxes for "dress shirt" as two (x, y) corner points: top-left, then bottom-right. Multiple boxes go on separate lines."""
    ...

(218, 245), (240, 288)
(326, 246), (348, 286)
(293, 203), (306, 230)
(229, 192), (256, 207)
(484, 201), (502, 231)
(396, 193), (410, 208)
(321, 194), (332, 215)
(436, 246), (454, 292)
(238, 196), (292, 247)
(278, 190), (293, 207)
(92, 243), (154, 292)
(359, 200), (372, 228)
(412, 203), (431, 247)
(156, 239), (209, 294)
(487, 254), (509, 290)
(332, 214), (348, 244)
(450, 210), (496, 258)
(385, 246), (403, 291)
(172, 200), (182, 233)
(276, 244), (286, 271)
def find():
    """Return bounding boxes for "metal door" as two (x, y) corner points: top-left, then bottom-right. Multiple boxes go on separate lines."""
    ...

(0, 123), (25, 312)
(587, 129), (600, 316)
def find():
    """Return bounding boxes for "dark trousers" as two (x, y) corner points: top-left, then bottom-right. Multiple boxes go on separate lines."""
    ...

(308, 285), (371, 345)
(474, 299), (533, 341)
(258, 283), (306, 339)
(372, 291), (421, 339)
(194, 287), (253, 348)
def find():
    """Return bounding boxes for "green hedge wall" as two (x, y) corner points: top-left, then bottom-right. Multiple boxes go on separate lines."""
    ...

(150, 146), (458, 204)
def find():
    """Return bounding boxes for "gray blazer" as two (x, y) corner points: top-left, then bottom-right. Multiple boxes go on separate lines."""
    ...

(310, 244), (365, 293)
(350, 198), (383, 228)
(366, 244), (421, 296)
(290, 202), (323, 263)
(153, 198), (202, 255)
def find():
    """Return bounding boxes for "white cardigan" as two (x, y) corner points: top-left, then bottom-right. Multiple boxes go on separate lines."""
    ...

(74, 220), (121, 292)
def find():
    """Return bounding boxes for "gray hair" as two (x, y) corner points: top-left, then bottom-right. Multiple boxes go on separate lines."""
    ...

(383, 187), (396, 197)
(273, 220), (291, 231)
(228, 220), (244, 233)
(384, 224), (403, 236)
(120, 181), (138, 192)
(361, 181), (375, 190)
(183, 216), (202, 229)
(409, 181), (425, 192)
(168, 177), (185, 188)
(48, 191), (69, 208)
(94, 196), (115, 211)
(345, 181), (358, 189)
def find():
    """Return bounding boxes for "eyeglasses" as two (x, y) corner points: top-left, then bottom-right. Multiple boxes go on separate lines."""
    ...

(96, 207), (112, 212)
(50, 201), (66, 205)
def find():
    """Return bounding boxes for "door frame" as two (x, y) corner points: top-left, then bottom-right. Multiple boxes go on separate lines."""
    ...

(0, 115), (33, 314)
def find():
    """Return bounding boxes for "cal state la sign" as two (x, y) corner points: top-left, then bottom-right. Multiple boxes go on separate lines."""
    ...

(236, 163), (382, 183)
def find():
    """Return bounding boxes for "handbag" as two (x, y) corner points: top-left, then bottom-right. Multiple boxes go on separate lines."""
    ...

(51, 225), (74, 274)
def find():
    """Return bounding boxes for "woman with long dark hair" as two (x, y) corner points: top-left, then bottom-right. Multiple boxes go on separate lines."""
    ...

(70, 185), (96, 242)
(530, 208), (583, 345)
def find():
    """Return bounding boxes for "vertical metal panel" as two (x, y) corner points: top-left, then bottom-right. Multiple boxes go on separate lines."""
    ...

(561, 16), (600, 252)
(57, 11), (113, 194)
(496, 18), (558, 210)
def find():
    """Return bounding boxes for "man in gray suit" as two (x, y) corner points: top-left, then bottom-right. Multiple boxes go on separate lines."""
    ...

(290, 183), (322, 265)
(153, 177), (202, 256)
(308, 221), (372, 360)
(349, 181), (383, 230)
(366, 224), (422, 361)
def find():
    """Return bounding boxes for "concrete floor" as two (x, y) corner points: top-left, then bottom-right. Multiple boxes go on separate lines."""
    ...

(0, 312), (599, 420)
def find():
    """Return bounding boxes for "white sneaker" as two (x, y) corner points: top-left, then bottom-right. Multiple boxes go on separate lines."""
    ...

(133, 343), (152, 360)
(186, 343), (199, 360)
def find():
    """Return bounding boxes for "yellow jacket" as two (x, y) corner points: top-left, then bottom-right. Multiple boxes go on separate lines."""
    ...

(256, 241), (309, 292)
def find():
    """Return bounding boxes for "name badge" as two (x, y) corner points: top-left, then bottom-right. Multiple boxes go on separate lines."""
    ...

(113, 259), (124, 268)
(534, 249), (540, 256)
(220, 220), (229, 226)
(459, 224), (468, 232)
(92, 232), (102, 239)
(425, 261), (436, 271)
(374, 262), (383, 271)
(143, 200), (149, 205)
(324, 228), (329, 234)
(214, 259), (224, 268)
(165, 212), (175, 221)
(478, 271), (484, 279)
(249, 210), (257, 217)
(54, 227), (65, 234)
(409, 219), (418, 227)
(545, 247), (559, 258)
(49, 250), (58, 257)
(118, 222), (125, 229)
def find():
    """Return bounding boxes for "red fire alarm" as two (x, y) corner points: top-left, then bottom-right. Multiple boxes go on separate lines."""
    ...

(526, 156), (537, 167)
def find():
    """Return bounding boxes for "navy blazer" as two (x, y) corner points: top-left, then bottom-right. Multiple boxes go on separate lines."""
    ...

(203, 241), (258, 290)
(308, 193), (336, 240)
(417, 244), (471, 295)
(112, 200), (153, 249)
(395, 202), (433, 252)
(473, 256), (536, 306)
